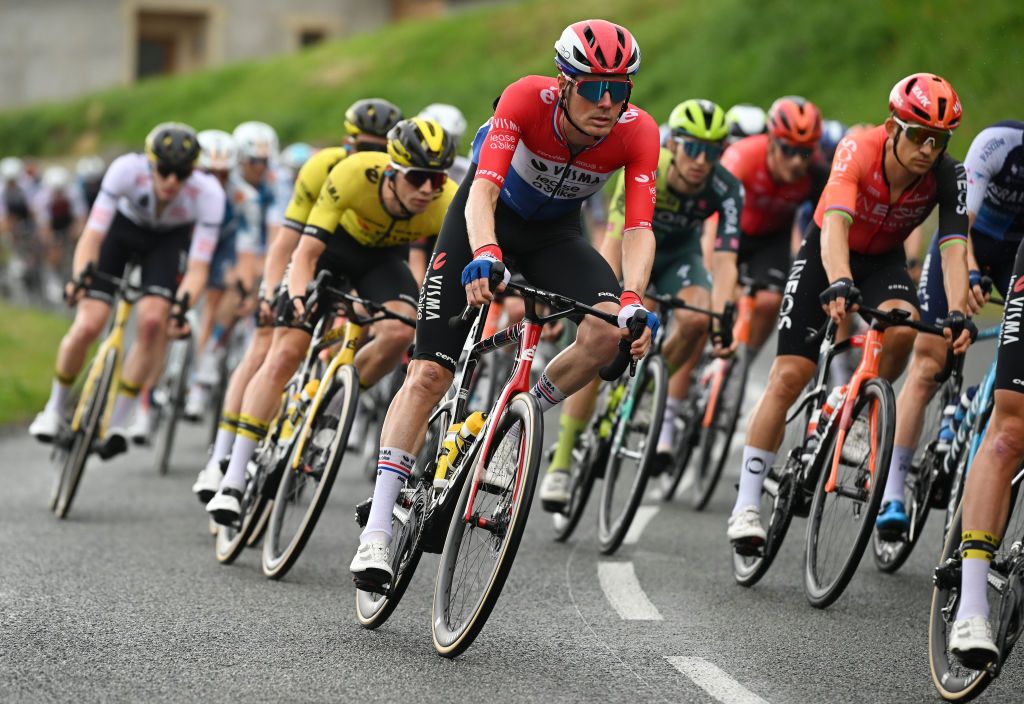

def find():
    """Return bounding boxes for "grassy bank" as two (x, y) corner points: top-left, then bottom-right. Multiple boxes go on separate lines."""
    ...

(1, 0), (1021, 159)
(0, 303), (66, 425)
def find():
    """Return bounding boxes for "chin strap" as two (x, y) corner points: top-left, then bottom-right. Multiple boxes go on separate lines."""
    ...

(385, 172), (413, 218)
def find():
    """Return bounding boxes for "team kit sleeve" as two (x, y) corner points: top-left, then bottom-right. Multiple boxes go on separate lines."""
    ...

(84, 153), (134, 235)
(302, 161), (349, 242)
(283, 157), (327, 232)
(188, 176), (226, 263)
(235, 186), (265, 254)
(714, 174), (744, 253)
(619, 111), (661, 232)
(934, 156), (970, 251)
(815, 135), (864, 225)
(963, 127), (1003, 216)
(473, 78), (533, 187)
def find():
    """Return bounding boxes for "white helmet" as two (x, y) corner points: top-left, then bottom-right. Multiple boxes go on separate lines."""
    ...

(417, 104), (467, 144)
(43, 166), (72, 192)
(1, 156), (25, 181)
(76, 155), (106, 180)
(198, 129), (238, 171)
(725, 104), (768, 143)
(232, 121), (279, 162)
(280, 142), (315, 171)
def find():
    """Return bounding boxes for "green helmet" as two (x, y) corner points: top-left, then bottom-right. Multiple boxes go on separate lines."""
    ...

(668, 99), (728, 142)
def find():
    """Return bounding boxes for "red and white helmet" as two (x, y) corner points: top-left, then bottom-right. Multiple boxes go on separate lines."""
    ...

(888, 73), (962, 131)
(554, 19), (641, 76)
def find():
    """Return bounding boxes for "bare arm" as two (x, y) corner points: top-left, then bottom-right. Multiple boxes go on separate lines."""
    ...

(287, 235), (327, 302)
(409, 247), (428, 288)
(262, 224), (300, 295)
(820, 210), (854, 322)
(464, 179), (502, 305)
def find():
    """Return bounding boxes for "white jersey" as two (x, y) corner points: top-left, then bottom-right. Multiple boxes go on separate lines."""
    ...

(226, 171), (263, 254)
(31, 185), (87, 229)
(85, 153), (225, 263)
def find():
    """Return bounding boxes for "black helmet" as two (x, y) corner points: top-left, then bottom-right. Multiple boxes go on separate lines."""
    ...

(387, 118), (456, 171)
(344, 98), (403, 138)
(145, 122), (200, 169)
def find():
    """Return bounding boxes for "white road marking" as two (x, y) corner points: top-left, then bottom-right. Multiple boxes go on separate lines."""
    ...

(666, 656), (769, 704)
(623, 505), (659, 545)
(597, 561), (663, 620)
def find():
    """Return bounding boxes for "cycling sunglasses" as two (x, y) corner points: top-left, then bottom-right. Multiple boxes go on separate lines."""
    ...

(155, 163), (193, 180)
(893, 116), (952, 150)
(774, 139), (815, 160)
(569, 77), (632, 104)
(244, 157), (270, 167)
(396, 165), (448, 191)
(674, 137), (725, 162)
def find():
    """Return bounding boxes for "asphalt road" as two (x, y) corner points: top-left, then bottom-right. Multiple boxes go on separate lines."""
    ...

(3, 335), (1022, 703)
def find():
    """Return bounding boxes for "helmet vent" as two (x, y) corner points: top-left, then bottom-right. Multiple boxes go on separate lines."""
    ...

(573, 46), (592, 67)
(911, 106), (931, 122)
(937, 98), (947, 120)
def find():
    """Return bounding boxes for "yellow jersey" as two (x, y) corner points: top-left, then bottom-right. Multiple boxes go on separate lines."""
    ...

(304, 151), (457, 248)
(283, 146), (352, 232)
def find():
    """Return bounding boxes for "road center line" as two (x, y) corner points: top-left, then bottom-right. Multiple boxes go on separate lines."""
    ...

(623, 505), (659, 545)
(597, 561), (662, 620)
(666, 656), (769, 704)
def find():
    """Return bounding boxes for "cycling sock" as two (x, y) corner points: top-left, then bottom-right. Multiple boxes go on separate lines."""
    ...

(221, 414), (268, 491)
(530, 372), (567, 414)
(956, 530), (1000, 621)
(46, 376), (73, 413)
(207, 412), (239, 470)
(732, 446), (776, 515)
(882, 444), (914, 506)
(657, 397), (682, 452)
(361, 447), (416, 544)
(107, 380), (142, 428)
(550, 414), (587, 473)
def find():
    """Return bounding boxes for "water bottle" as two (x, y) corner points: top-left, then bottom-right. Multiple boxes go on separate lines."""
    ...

(936, 405), (957, 452)
(803, 385), (846, 464)
(433, 411), (487, 489)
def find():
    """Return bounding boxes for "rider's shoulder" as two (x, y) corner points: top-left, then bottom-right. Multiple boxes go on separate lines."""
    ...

(710, 162), (741, 194)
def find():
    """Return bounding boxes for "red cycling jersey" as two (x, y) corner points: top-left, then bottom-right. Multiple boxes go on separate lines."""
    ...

(814, 125), (968, 255)
(720, 134), (827, 237)
(471, 75), (659, 230)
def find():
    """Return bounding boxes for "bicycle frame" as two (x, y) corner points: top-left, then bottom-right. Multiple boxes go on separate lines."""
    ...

(70, 296), (133, 435)
(948, 324), (1002, 481)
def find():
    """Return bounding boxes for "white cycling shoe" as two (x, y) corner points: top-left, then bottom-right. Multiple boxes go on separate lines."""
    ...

(727, 506), (767, 554)
(539, 470), (570, 513)
(950, 616), (999, 669)
(129, 406), (155, 446)
(29, 407), (62, 443)
(183, 385), (208, 423)
(192, 460), (225, 504)
(350, 541), (393, 593)
(206, 486), (243, 526)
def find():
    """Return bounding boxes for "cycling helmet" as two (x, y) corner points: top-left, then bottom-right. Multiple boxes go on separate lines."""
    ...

(820, 119), (848, 159)
(669, 99), (729, 141)
(232, 121), (279, 161)
(197, 129), (238, 171)
(145, 122), (200, 169)
(387, 118), (455, 171)
(554, 19), (641, 76)
(280, 142), (315, 171)
(767, 96), (823, 146)
(344, 98), (403, 138)
(42, 166), (72, 191)
(0, 156), (25, 181)
(76, 155), (105, 181)
(725, 104), (767, 142)
(889, 73), (962, 130)
(417, 104), (468, 144)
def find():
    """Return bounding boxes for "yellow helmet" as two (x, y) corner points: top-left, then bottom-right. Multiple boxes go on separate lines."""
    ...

(387, 118), (455, 171)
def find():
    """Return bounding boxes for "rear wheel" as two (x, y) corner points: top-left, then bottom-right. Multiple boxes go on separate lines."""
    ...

(658, 386), (702, 503)
(551, 428), (601, 543)
(156, 338), (193, 476)
(804, 378), (895, 608)
(692, 351), (749, 511)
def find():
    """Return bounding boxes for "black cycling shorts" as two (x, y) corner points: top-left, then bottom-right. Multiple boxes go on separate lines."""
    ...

(87, 212), (190, 303)
(776, 224), (918, 361)
(414, 168), (620, 372)
(996, 240), (1024, 393)
(918, 230), (1019, 325)
(279, 229), (418, 334)
(737, 229), (790, 287)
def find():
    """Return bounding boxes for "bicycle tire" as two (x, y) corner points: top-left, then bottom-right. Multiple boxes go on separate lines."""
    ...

(692, 350), (749, 511)
(156, 339), (193, 476)
(432, 393), (542, 658)
(658, 391), (702, 503)
(53, 347), (117, 519)
(263, 366), (359, 579)
(551, 428), (601, 543)
(597, 355), (667, 554)
(804, 377), (895, 608)
(215, 441), (278, 563)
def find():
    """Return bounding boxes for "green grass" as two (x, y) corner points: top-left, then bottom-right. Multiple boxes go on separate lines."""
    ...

(0, 303), (67, 425)
(1, 0), (1021, 159)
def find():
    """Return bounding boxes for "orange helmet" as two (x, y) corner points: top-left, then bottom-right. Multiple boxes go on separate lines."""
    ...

(767, 96), (822, 146)
(888, 73), (962, 130)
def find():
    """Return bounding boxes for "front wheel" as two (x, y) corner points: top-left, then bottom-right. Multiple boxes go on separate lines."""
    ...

(432, 393), (542, 659)
(155, 338), (193, 476)
(804, 377), (895, 608)
(692, 351), (749, 511)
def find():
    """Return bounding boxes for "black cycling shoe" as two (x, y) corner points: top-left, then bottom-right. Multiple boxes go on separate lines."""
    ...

(97, 430), (129, 460)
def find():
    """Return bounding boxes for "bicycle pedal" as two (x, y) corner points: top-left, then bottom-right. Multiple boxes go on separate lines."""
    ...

(731, 538), (764, 558)
(354, 497), (372, 528)
(933, 558), (961, 590)
(352, 574), (390, 596)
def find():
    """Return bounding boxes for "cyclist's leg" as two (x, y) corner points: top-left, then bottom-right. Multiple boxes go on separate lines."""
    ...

(737, 231), (788, 353)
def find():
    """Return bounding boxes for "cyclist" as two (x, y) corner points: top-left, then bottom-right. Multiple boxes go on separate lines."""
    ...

(190, 98), (402, 502)
(418, 103), (470, 184)
(718, 97), (828, 356)
(877, 120), (1024, 540)
(1, 156), (33, 239)
(724, 104), (768, 146)
(27, 123), (225, 455)
(727, 73), (973, 550)
(547, 98), (743, 486)
(31, 166), (88, 302)
(347, 19), (661, 586)
(204, 117), (457, 523)
(76, 156), (106, 209)
(231, 121), (280, 299)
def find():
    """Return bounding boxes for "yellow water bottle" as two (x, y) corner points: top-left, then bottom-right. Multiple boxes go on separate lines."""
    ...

(433, 412), (486, 489)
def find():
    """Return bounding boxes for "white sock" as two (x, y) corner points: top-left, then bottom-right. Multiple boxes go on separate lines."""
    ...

(207, 428), (236, 471)
(361, 447), (416, 545)
(956, 558), (992, 621)
(46, 379), (70, 414)
(530, 372), (567, 414)
(221, 435), (258, 491)
(883, 445), (914, 506)
(107, 392), (138, 429)
(658, 397), (681, 451)
(732, 446), (776, 515)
